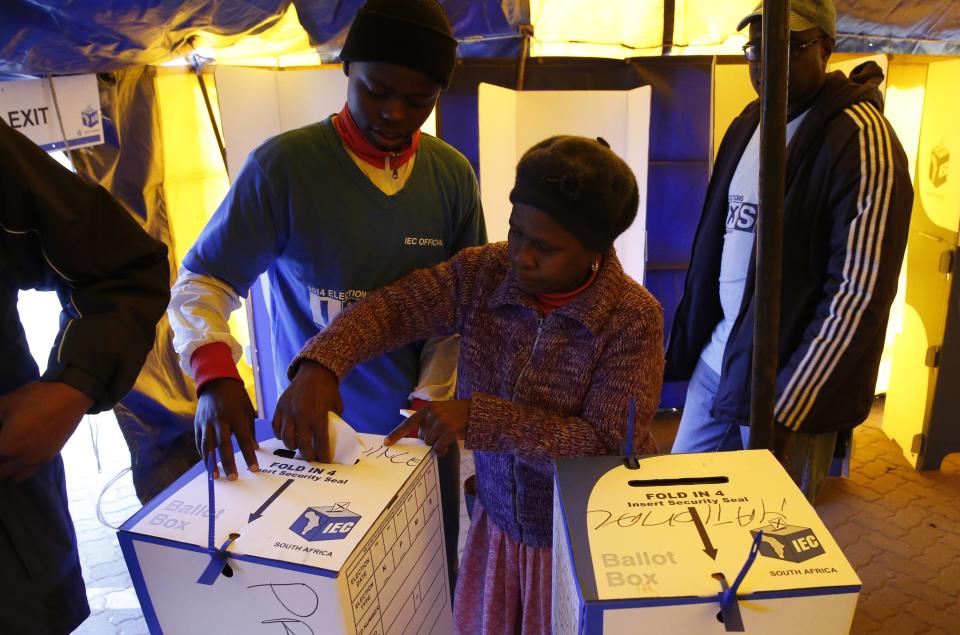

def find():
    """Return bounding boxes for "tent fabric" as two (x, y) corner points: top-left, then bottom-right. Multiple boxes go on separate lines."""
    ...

(69, 67), (200, 502)
(2, 0), (960, 78)
(294, 0), (524, 59)
(527, 0), (668, 58)
(0, 0), (522, 77)
(837, 1), (960, 55)
(69, 68), (164, 223)
(0, 1), (288, 76)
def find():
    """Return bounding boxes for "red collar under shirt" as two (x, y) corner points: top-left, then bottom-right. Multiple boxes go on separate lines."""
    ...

(536, 261), (601, 316)
(332, 104), (420, 177)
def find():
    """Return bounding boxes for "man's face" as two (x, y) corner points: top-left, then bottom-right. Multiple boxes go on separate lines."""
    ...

(747, 20), (834, 110)
(345, 61), (441, 151)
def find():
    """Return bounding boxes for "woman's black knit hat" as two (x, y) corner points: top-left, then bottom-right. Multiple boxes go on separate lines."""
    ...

(509, 136), (639, 253)
(340, 0), (458, 89)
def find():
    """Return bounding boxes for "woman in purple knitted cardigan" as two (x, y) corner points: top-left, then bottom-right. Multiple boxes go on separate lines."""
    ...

(279, 136), (664, 633)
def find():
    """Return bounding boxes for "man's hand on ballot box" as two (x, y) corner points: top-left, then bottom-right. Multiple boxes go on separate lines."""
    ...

(273, 360), (344, 464)
(195, 377), (259, 480)
(0, 381), (94, 481)
(385, 400), (470, 457)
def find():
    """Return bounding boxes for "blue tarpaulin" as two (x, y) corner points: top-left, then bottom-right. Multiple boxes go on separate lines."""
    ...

(2, 1), (959, 78)
(0, 1), (524, 76)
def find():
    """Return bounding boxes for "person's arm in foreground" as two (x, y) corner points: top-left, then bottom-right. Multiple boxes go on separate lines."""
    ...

(168, 153), (285, 479)
(0, 122), (169, 481)
(772, 103), (912, 454)
(387, 300), (665, 461)
(277, 250), (479, 461)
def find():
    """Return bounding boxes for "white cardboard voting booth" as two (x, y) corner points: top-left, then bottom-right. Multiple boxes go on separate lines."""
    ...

(119, 422), (451, 635)
(478, 83), (650, 283)
(552, 450), (860, 634)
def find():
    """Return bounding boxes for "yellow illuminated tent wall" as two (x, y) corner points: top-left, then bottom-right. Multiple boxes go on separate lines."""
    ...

(155, 69), (256, 400)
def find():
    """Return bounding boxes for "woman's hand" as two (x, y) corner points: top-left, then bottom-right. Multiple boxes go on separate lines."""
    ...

(384, 400), (470, 456)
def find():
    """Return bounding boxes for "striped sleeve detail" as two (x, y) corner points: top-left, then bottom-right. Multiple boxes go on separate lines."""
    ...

(775, 102), (895, 431)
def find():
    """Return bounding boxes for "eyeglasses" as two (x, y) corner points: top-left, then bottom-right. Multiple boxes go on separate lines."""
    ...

(742, 36), (824, 62)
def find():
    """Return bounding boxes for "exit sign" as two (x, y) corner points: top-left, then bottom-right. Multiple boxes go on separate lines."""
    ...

(0, 74), (103, 151)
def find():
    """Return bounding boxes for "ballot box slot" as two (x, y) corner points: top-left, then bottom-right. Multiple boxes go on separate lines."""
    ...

(627, 476), (729, 487)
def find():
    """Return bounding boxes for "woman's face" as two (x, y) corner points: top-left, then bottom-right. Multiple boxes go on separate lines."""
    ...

(508, 203), (599, 295)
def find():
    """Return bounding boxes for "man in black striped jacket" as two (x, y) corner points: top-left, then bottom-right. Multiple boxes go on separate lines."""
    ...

(665, 0), (913, 502)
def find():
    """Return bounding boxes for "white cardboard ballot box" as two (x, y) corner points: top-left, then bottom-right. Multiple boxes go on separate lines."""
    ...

(119, 421), (451, 635)
(552, 450), (861, 634)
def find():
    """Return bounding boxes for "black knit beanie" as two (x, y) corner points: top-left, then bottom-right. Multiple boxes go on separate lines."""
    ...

(340, 0), (458, 89)
(509, 136), (639, 253)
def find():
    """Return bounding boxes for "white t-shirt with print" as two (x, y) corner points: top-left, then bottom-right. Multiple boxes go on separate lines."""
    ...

(700, 110), (810, 374)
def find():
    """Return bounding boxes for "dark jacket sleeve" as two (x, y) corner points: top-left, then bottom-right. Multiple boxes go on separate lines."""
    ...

(0, 121), (170, 412)
(773, 103), (913, 433)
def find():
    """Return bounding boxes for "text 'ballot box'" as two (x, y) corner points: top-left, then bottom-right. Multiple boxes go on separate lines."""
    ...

(119, 421), (451, 635)
(552, 450), (860, 634)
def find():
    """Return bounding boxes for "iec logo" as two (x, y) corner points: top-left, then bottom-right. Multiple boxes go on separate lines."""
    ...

(930, 143), (949, 188)
(751, 520), (825, 564)
(81, 106), (99, 128)
(290, 502), (360, 541)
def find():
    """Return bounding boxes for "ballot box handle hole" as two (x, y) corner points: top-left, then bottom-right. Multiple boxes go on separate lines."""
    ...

(628, 476), (729, 487)
(711, 573), (727, 623)
(217, 533), (241, 578)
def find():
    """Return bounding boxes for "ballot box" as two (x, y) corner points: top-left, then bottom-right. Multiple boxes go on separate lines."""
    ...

(552, 450), (860, 634)
(119, 421), (450, 635)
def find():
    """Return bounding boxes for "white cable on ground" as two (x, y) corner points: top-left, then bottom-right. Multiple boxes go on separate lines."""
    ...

(86, 415), (102, 473)
(96, 466), (133, 530)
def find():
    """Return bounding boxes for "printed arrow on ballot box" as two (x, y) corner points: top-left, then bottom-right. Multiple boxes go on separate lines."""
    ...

(248, 479), (295, 523)
(689, 506), (718, 560)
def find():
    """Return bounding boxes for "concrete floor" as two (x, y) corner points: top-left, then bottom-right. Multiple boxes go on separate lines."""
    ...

(62, 411), (149, 635)
(63, 398), (960, 634)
